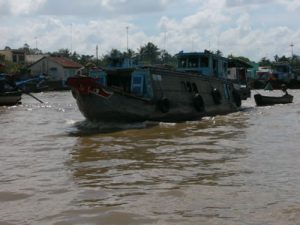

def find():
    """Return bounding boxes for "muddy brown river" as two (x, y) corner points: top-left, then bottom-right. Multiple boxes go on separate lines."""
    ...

(1, 90), (300, 225)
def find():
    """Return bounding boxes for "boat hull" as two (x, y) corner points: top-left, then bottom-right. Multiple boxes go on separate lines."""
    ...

(68, 71), (241, 122)
(0, 91), (22, 106)
(72, 90), (238, 122)
(254, 94), (293, 106)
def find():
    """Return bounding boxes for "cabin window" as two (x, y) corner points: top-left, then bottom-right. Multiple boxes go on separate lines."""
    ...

(200, 57), (209, 67)
(179, 59), (187, 68)
(189, 58), (198, 68)
(90, 71), (107, 86)
(131, 70), (153, 98)
(131, 75), (144, 95)
(224, 84), (230, 99)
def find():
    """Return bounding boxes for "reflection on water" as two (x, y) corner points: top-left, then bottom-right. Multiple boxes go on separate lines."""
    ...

(1, 91), (300, 225)
(68, 113), (251, 213)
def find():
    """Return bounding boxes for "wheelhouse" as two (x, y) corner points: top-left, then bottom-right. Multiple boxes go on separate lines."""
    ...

(176, 50), (228, 78)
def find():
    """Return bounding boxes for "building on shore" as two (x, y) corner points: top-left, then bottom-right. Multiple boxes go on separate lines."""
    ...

(29, 56), (83, 90)
(0, 48), (26, 64)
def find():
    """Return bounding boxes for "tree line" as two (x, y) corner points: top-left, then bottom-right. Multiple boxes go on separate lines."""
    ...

(1, 42), (300, 74)
(12, 42), (177, 67)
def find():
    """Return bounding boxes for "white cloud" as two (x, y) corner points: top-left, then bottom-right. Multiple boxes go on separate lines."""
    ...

(278, 0), (300, 11)
(0, 0), (46, 16)
(0, 0), (173, 16)
(225, 0), (276, 8)
(0, 0), (299, 61)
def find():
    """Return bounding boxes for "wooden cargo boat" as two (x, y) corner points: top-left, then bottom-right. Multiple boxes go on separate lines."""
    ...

(67, 51), (247, 122)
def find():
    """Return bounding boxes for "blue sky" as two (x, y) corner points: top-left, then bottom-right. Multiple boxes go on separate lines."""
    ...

(0, 0), (299, 61)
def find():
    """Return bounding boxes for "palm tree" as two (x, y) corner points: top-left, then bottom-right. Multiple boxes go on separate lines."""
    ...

(138, 42), (160, 64)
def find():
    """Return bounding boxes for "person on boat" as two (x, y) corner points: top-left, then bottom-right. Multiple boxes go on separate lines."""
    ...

(281, 84), (288, 95)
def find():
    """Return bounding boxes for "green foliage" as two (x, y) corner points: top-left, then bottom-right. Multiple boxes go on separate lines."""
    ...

(2, 60), (22, 74)
(160, 50), (177, 66)
(6, 42), (299, 73)
(18, 43), (42, 55)
(50, 48), (71, 57)
(258, 57), (272, 66)
(291, 55), (300, 69)
(215, 50), (223, 56)
(237, 56), (251, 63)
(138, 42), (161, 64)
(228, 54), (252, 63)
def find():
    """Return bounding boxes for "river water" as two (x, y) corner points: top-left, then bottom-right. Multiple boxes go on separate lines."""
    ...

(0, 90), (300, 225)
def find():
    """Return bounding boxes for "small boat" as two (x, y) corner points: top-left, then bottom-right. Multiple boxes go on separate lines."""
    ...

(0, 74), (22, 106)
(68, 50), (248, 123)
(254, 93), (293, 106)
(1, 74), (47, 106)
(0, 91), (22, 106)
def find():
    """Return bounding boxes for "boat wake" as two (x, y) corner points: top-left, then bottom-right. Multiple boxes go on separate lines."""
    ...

(68, 120), (160, 136)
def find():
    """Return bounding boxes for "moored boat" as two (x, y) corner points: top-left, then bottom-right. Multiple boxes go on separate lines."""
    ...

(254, 93), (293, 106)
(0, 74), (22, 106)
(0, 91), (22, 106)
(0, 73), (46, 105)
(67, 51), (247, 122)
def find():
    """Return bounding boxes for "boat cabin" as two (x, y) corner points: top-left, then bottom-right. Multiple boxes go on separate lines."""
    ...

(88, 67), (154, 99)
(85, 50), (233, 101)
(228, 58), (252, 85)
(176, 50), (228, 78)
(227, 58), (252, 100)
(272, 62), (294, 82)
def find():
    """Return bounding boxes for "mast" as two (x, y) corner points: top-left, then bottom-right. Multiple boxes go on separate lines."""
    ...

(126, 26), (129, 52)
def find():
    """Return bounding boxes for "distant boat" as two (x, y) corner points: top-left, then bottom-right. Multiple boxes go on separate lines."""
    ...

(68, 50), (248, 122)
(15, 75), (48, 93)
(254, 93), (293, 106)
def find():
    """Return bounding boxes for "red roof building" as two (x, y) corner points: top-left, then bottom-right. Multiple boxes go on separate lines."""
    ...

(29, 56), (83, 89)
(48, 57), (83, 69)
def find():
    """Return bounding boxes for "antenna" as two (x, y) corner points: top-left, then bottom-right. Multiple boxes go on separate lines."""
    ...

(290, 42), (294, 57)
(34, 36), (37, 49)
(164, 31), (167, 51)
(126, 26), (129, 51)
(96, 45), (99, 64)
(71, 23), (73, 53)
